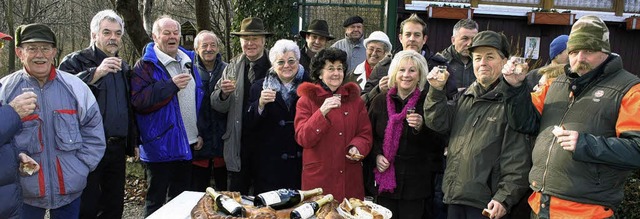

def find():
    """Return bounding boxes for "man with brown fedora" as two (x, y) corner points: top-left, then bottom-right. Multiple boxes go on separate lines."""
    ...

(299, 19), (334, 73)
(212, 17), (272, 194)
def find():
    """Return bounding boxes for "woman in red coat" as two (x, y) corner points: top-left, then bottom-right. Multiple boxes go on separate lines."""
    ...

(294, 48), (373, 201)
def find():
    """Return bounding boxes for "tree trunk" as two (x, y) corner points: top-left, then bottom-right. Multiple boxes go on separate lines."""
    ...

(223, 0), (232, 61)
(6, 0), (16, 72)
(143, 0), (153, 36)
(195, 0), (212, 32)
(116, 0), (151, 56)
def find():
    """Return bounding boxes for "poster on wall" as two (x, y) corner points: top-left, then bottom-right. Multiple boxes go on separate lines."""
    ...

(524, 37), (540, 59)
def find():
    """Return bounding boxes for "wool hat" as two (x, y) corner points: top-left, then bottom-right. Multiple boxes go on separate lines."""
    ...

(231, 17), (273, 36)
(14, 23), (56, 47)
(468, 30), (510, 58)
(343, 16), (364, 27)
(0, 32), (12, 40)
(567, 15), (610, 54)
(300, 19), (335, 40)
(549, 35), (569, 61)
(363, 31), (392, 52)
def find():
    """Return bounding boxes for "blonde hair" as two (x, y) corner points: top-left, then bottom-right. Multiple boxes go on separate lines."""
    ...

(387, 50), (428, 90)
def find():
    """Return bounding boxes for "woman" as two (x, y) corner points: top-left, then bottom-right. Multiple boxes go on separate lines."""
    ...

(368, 50), (446, 218)
(349, 31), (392, 90)
(295, 47), (372, 201)
(246, 39), (308, 194)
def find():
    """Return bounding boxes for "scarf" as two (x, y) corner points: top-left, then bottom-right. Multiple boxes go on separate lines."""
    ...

(263, 64), (305, 108)
(365, 60), (373, 79)
(375, 87), (421, 193)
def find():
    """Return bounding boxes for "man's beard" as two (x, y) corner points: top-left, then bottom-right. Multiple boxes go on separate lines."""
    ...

(571, 62), (593, 74)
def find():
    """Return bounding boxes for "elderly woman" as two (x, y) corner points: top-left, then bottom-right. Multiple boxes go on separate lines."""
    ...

(295, 47), (373, 201)
(368, 50), (446, 218)
(246, 39), (309, 194)
(349, 31), (392, 89)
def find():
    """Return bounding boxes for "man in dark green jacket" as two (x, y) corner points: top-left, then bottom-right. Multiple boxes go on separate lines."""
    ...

(424, 31), (531, 219)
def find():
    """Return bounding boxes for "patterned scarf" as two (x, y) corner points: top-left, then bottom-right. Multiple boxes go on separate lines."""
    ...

(375, 87), (421, 193)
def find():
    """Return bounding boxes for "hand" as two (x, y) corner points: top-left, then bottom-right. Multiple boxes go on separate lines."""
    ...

(501, 57), (528, 87)
(93, 57), (122, 83)
(194, 136), (203, 151)
(484, 200), (506, 219)
(319, 96), (341, 116)
(426, 68), (449, 90)
(172, 74), (192, 90)
(406, 112), (423, 131)
(220, 80), (236, 96)
(18, 153), (40, 176)
(379, 76), (390, 92)
(552, 126), (579, 152)
(376, 155), (390, 172)
(9, 92), (37, 118)
(259, 89), (277, 109)
(346, 146), (364, 161)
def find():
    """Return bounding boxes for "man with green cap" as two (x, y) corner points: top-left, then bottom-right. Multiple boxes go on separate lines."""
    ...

(502, 15), (640, 218)
(424, 30), (532, 219)
(0, 23), (105, 218)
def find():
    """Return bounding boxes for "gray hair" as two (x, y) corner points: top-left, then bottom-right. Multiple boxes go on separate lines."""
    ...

(90, 9), (124, 45)
(152, 15), (181, 37)
(452, 19), (478, 37)
(387, 50), (428, 91)
(268, 39), (300, 65)
(194, 30), (220, 49)
(366, 40), (391, 53)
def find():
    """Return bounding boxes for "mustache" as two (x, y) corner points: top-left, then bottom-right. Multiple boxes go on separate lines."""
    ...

(107, 40), (118, 46)
(202, 50), (216, 54)
(571, 62), (593, 73)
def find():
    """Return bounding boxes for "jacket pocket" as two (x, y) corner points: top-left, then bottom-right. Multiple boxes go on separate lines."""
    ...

(14, 119), (42, 154)
(53, 110), (83, 151)
(55, 154), (89, 195)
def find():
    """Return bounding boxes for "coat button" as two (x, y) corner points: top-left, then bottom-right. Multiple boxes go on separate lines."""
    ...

(339, 132), (343, 136)
(344, 112), (348, 116)
(339, 170), (343, 174)
(541, 203), (546, 208)
(316, 129), (320, 133)
(532, 181), (537, 187)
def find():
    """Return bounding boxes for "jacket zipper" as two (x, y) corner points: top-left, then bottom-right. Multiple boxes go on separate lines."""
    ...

(540, 92), (574, 192)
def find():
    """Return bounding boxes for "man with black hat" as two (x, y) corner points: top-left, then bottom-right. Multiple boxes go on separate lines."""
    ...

(331, 15), (365, 73)
(0, 31), (40, 219)
(0, 23), (105, 218)
(424, 30), (531, 219)
(503, 15), (640, 218)
(130, 16), (205, 216)
(211, 17), (272, 194)
(299, 19), (334, 73)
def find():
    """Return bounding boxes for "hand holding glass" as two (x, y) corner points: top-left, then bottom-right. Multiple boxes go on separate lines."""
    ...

(513, 57), (527, 74)
(437, 65), (447, 81)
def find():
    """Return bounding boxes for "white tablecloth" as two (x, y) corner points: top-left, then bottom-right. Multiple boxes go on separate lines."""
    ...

(147, 191), (205, 219)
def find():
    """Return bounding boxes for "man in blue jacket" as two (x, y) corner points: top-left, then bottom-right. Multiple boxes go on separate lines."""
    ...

(130, 16), (204, 216)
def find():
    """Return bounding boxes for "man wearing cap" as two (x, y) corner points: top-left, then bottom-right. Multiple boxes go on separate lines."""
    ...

(58, 10), (137, 219)
(0, 31), (40, 219)
(348, 31), (391, 90)
(524, 34), (569, 91)
(299, 19), (334, 73)
(437, 19), (479, 91)
(424, 30), (531, 219)
(502, 15), (640, 218)
(331, 15), (366, 73)
(0, 23), (105, 218)
(130, 16), (205, 216)
(211, 17), (272, 194)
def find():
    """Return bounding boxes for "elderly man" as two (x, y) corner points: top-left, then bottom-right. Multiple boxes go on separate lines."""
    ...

(211, 17), (272, 194)
(349, 31), (391, 90)
(0, 31), (40, 219)
(299, 19), (334, 73)
(191, 30), (228, 192)
(0, 23), (105, 218)
(424, 31), (531, 219)
(58, 10), (136, 219)
(524, 34), (569, 91)
(502, 15), (640, 219)
(130, 16), (204, 216)
(438, 19), (479, 91)
(331, 16), (366, 73)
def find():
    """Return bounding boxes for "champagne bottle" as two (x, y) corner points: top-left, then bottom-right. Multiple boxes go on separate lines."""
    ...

(290, 194), (334, 219)
(206, 187), (246, 217)
(253, 188), (323, 210)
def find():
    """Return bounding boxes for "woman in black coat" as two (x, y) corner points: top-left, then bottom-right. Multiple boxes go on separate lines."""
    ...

(245, 39), (309, 194)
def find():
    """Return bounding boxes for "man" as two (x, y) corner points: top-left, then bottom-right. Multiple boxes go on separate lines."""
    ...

(130, 16), (204, 216)
(191, 30), (228, 192)
(0, 31), (40, 219)
(211, 17), (272, 194)
(331, 16), (365, 73)
(424, 30), (531, 219)
(437, 19), (479, 91)
(299, 19), (334, 73)
(502, 15), (640, 218)
(58, 10), (136, 219)
(349, 31), (391, 90)
(524, 34), (569, 90)
(0, 23), (105, 218)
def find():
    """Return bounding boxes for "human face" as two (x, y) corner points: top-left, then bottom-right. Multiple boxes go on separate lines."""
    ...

(274, 51), (299, 83)
(196, 34), (219, 63)
(345, 23), (364, 41)
(320, 60), (345, 91)
(394, 59), (420, 92)
(93, 20), (123, 57)
(472, 47), (507, 88)
(152, 19), (181, 57)
(553, 49), (569, 64)
(16, 42), (57, 84)
(240, 35), (266, 61)
(365, 41), (386, 66)
(305, 33), (328, 53)
(399, 22), (427, 53)
(568, 50), (608, 76)
(451, 27), (478, 57)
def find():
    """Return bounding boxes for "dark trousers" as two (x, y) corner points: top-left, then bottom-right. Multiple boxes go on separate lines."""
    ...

(448, 204), (513, 219)
(213, 165), (227, 191)
(227, 169), (251, 195)
(79, 137), (126, 219)
(377, 196), (426, 219)
(23, 197), (81, 219)
(144, 160), (192, 217)
(190, 161), (212, 192)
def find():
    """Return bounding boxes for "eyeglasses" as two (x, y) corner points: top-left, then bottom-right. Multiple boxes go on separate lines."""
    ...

(323, 66), (344, 72)
(276, 59), (297, 66)
(366, 47), (385, 54)
(22, 45), (54, 55)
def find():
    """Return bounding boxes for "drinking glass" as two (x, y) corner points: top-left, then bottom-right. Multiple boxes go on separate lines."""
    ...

(406, 107), (416, 116)
(22, 87), (38, 113)
(437, 65), (447, 81)
(513, 57), (527, 74)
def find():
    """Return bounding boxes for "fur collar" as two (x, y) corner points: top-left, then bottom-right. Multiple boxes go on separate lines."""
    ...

(297, 82), (361, 105)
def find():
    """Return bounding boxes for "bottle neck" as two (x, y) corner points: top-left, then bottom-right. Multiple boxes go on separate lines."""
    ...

(315, 194), (333, 206)
(299, 188), (323, 200)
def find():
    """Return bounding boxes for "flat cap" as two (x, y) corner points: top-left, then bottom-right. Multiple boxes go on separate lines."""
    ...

(15, 23), (56, 47)
(343, 16), (364, 27)
(468, 30), (510, 58)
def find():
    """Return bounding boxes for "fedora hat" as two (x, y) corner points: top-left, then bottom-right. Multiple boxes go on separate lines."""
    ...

(231, 17), (273, 36)
(299, 19), (334, 40)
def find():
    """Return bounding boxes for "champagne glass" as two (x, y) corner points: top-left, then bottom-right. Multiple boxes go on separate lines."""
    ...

(333, 94), (341, 107)
(437, 65), (447, 81)
(513, 57), (527, 74)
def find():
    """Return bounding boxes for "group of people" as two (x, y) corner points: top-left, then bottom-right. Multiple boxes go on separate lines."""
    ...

(0, 8), (639, 219)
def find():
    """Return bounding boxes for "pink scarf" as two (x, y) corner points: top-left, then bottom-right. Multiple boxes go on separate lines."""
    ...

(375, 87), (421, 193)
